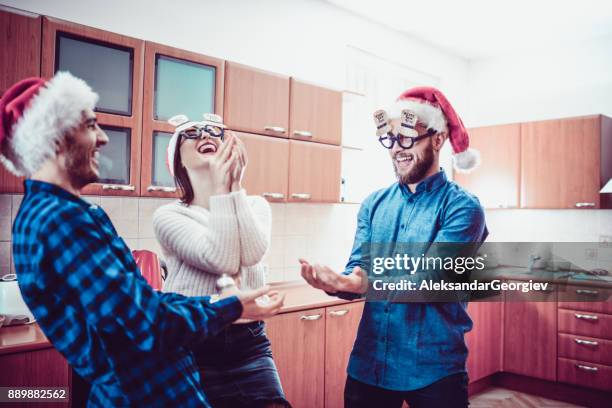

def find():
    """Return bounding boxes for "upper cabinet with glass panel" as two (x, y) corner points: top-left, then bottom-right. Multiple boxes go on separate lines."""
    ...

(42, 17), (144, 196)
(154, 56), (216, 121)
(141, 42), (225, 198)
(56, 33), (133, 116)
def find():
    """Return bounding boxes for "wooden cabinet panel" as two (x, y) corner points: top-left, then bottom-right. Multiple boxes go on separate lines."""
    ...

(288, 140), (341, 203)
(521, 117), (601, 208)
(558, 285), (612, 314)
(234, 132), (289, 202)
(558, 309), (612, 340)
(224, 62), (290, 138)
(266, 308), (326, 408)
(0, 8), (41, 193)
(41, 16), (144, 196)
(504, 283), (557, 381)
(454, 124), (520, 208)
(557, 357), (612, 392)
(325, 302), (364, 408)
(290, 79), (342, 145)
(558, 333), (612, 366)
(0, 348), (70, 408)
(141, 41), (224, 198)
(466, 301), (503, 382)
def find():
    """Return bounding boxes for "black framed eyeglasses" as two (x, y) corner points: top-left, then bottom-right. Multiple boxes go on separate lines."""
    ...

(378, 128), (436, 149)
(180, 124), (225, 141)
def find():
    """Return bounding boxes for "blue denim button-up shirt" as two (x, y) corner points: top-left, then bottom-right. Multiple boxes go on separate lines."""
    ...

(340, 170), (488, 391)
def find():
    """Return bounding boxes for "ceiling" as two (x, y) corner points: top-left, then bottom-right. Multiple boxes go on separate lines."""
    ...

(326, 0), (612, 59)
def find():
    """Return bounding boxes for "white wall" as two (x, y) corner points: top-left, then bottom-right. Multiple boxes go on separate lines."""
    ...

(465, 34), (612, 127)
(1, 0), (469, 106)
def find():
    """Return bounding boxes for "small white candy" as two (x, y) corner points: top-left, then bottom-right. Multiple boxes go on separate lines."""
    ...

(255, 295), (271, 306)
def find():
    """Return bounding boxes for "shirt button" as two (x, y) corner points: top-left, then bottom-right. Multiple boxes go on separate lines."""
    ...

(400, 224), (405, 229)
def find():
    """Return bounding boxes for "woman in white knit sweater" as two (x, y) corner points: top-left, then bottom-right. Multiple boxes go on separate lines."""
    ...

(153, 114), (289, 408)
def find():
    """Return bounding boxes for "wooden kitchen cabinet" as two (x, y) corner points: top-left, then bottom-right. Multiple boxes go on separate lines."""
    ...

(290, 79), (342, 145)
(0, 348), (70, 408)
(0, 7), (41, 193)
(224, 62), (290, 138)
(557, 285), (612, 391)
(520, 115), (609, 209)
(503, 282), (557, 381)
(42, 17), (145, 197)
(234, 132), (289, 202)
(466, 300), (503, 382)
(141, 41), (225, 198)
(454, 124), (520, 209)
(325, 302), (364, 408)
(288, 140), (341, 203)
(266, 308), (326, 408)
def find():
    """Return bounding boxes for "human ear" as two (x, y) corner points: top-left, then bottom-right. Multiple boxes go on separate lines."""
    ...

(432, 132), (447, 151)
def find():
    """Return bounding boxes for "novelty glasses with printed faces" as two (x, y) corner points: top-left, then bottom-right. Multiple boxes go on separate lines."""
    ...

(373, 109), (436, 150)
(168, 113), (226, 141)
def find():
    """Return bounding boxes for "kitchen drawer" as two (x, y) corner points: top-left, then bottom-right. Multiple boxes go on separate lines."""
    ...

(558, 333), (612, 365)
(557, 357), (612, 391)
(558, 285), (612, 314)
(558, 309), (612, 340)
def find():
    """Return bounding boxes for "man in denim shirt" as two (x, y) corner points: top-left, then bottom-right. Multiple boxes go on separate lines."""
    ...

(301, 87), (487, 408)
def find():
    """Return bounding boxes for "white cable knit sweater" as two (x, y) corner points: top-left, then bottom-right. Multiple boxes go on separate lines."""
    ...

(153, 190), (271, 297)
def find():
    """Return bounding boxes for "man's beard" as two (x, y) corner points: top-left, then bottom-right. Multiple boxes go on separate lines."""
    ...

(393, 141), (435, 185)
(64, 134), (99, 189)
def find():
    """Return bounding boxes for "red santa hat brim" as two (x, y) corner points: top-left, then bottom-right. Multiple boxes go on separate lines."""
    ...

(0, 72), (99, 176)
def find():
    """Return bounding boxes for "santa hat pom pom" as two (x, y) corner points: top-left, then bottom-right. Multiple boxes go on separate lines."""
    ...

(453, 148), (480, 173)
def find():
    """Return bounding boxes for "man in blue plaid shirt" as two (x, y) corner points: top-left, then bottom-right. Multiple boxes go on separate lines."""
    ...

(0, 73), (284, 407)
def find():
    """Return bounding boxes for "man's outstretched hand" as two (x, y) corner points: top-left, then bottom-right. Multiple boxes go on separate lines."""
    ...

(299, 259), (367, 295)
(221, 285), (285, 320)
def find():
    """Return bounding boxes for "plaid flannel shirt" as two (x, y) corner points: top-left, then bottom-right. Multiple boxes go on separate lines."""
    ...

(12, 180), (243, 407)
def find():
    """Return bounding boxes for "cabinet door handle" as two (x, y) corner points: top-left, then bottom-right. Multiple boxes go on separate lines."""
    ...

(574, 313), (598, 321)
(291, 193), (311, 200)
(576, 289), (599, 296)
(264, 125), (286, 134)
(575, 202), (596, 208)
(147, 185), (177, 193)
(575, 364), (599, 372)
(300, 314), (322, 321)
(262, 192), (285, 199)
(329, 310), (349, 317)
(574, 338), (599, 346)
(293, 130), (313, 138)
(102, 184), (136, 191)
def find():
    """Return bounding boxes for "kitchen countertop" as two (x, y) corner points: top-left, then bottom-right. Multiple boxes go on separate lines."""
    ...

(474, 266), (612, 289)
(2, 273), (607, 356)
(0, 322), (51, 356)
(0, 282), (357, 356)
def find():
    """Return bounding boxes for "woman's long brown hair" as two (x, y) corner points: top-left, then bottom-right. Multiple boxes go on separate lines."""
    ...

(172, 137), (195, 205)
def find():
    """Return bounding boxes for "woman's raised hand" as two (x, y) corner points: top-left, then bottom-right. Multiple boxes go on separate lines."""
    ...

(230, 134), (248, 192)
(209, 133), (236, 195)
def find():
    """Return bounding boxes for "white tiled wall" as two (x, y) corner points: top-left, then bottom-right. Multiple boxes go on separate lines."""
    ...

(2, 193), (611, 282)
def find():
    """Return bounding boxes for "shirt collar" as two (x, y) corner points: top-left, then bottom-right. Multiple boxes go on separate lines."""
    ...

(24, 179), (91, 209)
(399, 169), (448, 196)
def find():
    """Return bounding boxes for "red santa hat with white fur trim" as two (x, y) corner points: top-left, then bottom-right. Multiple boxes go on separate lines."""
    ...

(0, 72), (98, 177)
(392, 86), (480, 172)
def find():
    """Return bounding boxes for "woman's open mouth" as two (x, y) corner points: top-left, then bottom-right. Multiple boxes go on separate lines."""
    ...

(197, 141), (218, 155)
